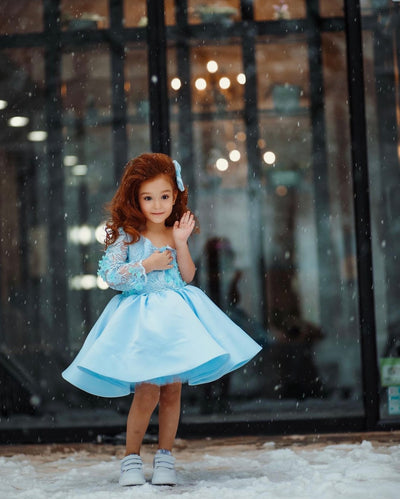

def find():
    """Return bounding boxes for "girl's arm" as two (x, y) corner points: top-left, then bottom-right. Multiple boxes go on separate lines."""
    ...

(173, 212), (196, 283)
(98, 232), (147, 292)
(98, 231), (174, 291)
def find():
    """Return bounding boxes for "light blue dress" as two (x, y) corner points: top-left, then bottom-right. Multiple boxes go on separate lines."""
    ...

(62, 230), (262, 397)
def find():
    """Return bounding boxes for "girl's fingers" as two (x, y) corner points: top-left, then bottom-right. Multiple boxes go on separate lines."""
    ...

(180, 211), (193, 225)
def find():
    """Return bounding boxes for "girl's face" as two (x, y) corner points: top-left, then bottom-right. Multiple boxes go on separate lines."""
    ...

(138, 174), (177, 226)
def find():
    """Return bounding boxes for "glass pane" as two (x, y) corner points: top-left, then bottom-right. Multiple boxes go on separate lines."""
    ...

(0, 0), (43, 34)
(319, 0), (344, 17)
(188, 0), (241, 25)
(256, 36), (309, 112)
(168, 21), (362, 421)
(61, 0), (109, 30)
(360, 0), (375, 15)
(257, 30), (362, 418)
(0, 48), (51, 424)
(361, 3), (400, 419)
(165, 0), (176, 26)
(59, 46), (128, 424)
(190, 43), (245, 113)
(123, 0), (147, 27)
(168, 37), (262, 420)
(125, 43), (150, 157)
(61, 46), (113, 339)
(254, 0), (306, 21)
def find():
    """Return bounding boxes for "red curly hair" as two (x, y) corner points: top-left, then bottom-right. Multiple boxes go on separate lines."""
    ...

(104, 153), (191, 247)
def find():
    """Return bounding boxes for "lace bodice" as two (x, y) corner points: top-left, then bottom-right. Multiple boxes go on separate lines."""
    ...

(98, 229), (186, 295)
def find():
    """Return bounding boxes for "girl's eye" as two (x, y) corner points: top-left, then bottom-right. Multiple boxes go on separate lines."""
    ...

(143, 196), (152, 201)
(162, 194), (170, 200)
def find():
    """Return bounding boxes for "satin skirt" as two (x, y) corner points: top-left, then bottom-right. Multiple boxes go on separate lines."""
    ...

(62, 285), (262, 397)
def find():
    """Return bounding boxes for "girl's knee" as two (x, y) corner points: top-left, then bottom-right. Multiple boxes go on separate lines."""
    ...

(134, 383), (160, 409)
(160, 382), (182, 406)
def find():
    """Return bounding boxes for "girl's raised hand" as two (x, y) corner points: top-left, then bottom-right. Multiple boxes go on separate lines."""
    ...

(173, 211), (195, 246)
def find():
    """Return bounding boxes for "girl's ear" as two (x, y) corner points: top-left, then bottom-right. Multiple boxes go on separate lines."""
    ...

(173, 190), (178, 204)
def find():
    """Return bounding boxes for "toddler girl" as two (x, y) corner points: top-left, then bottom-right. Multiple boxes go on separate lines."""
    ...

(62, 153), (262, 486)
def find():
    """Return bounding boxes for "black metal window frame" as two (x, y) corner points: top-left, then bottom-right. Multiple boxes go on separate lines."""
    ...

(0, 0), (398, 443)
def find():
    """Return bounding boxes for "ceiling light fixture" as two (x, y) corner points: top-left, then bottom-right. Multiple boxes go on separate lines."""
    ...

(8, 116), (29, 127)
(64, 155), (79, 166)
(71, 164), (88, 176)
(28, 130), (47, 142)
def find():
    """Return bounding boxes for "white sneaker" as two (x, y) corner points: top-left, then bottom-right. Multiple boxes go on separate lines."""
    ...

(119, 454), (146, 486)
(151, 450), (177, 486)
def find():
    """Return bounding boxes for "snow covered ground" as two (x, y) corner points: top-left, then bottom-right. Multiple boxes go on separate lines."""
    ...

(1, 434), (400, 499)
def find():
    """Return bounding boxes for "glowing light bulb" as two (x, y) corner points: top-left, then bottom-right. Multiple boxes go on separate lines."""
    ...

(171, 77), (181, 90)
(237, 73), (246, 85)
(229, 149), (241, 162)
(207, 60), (218, 73)
(195, 78), (207, 91)
(216, 158), (229, 171)
(219, 77), (231, 90)
(263, 151), (276, 165)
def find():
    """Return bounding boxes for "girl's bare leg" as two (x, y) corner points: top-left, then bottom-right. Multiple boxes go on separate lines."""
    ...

(158, 382), (182, 451)
(125, 383), (160, 456)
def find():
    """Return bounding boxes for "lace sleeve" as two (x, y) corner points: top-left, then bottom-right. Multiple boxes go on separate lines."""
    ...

(97, 233), (147, 292)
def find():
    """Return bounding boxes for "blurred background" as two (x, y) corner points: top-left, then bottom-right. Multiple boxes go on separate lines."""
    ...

(1, 0), (400, 443)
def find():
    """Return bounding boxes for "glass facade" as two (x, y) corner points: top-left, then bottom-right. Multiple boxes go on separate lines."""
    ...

(0, 0), (399, 443)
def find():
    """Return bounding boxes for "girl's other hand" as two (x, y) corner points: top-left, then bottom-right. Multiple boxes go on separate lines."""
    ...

(173, 211), (195, 246)
(144, 250), (173, 272)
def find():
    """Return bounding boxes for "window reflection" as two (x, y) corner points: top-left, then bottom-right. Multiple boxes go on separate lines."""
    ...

(164, 0), (176, 26)
(61, 48), (113, 348)
(361, 3), (400, 419)
(123, 0), (147, 27)
(169, 14), (363, 421)
(125, 43), (150, 157)
(0, 48), (51, 419)
(0, 1), (43, 34)
(254, 0), (306, 21)
(256, 35), (309, 112)
(61, 0), (109, 30)
(319, 0), (344, 17)
(188, 0), (241, 25)
(190, 44), (245, 114)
